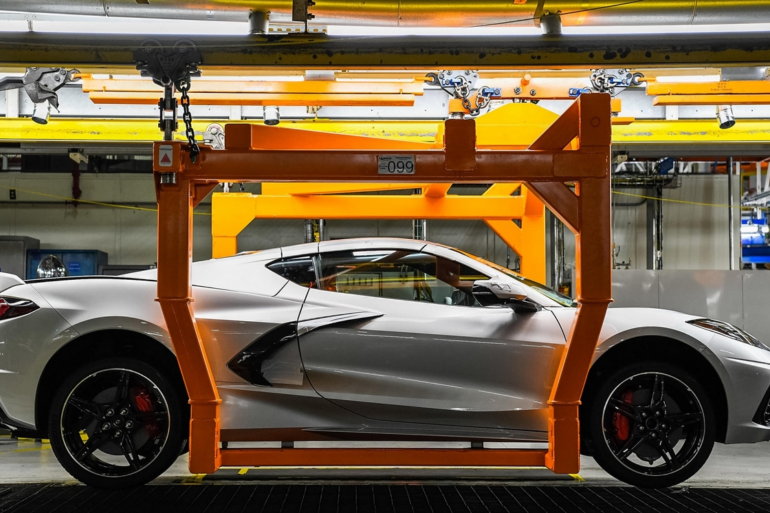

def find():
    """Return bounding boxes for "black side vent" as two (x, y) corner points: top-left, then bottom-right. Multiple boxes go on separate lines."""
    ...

(227, 312), (382, 387)
(227, 322), (298, 387)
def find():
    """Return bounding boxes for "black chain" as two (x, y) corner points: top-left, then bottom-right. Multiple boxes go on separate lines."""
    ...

(177, 80), (200, 163)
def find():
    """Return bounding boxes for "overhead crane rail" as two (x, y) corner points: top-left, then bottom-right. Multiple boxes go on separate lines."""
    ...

(4, 32), (770, 69)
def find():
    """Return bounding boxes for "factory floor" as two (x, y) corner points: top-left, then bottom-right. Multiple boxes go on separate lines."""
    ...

(0, 435), (769, 512)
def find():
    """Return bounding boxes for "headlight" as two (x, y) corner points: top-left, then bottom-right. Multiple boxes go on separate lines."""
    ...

(687, 318), (769, 351)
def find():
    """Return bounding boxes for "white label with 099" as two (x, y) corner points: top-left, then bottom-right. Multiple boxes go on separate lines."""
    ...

(378, 155), (415, 175)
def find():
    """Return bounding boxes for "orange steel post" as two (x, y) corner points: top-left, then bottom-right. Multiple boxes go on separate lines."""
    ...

(526, 96), (613, 473)
(153, 93), (611, 474)
(153, 149), (222, 474)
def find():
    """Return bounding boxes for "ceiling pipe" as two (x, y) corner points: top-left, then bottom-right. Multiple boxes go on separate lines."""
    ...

(4, 0), (770, 27)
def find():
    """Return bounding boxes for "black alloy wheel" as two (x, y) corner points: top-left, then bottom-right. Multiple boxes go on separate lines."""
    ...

(589, 361), (715, 488)
(49, 357), (185, 489)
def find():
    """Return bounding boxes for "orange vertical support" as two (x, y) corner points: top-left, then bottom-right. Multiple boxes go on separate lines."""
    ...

(533, 94), (613, 474)
(154, 143), (222, 474)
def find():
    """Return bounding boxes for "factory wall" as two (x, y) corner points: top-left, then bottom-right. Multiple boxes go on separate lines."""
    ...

(0, 172), (740, 279)
(608, 173), (740, 272)
(0, 173), (513, 272)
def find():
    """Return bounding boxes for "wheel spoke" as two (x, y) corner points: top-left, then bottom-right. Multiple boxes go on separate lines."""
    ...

(74, 433), (108, 461)
(650, 375), (665, 407)
(67, 396), (100, 419)
(657, 437), (682, 470)
(667, 411), (703, 428)
(609, 398), (642, 422)
(615, 434), (649, 462)
(114, 371), (130, 404)
(120, 434), (141, 471)
(126, 412), (167, 422)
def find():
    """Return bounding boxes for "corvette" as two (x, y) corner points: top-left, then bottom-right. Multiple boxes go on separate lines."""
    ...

(0, 237), (769, 489)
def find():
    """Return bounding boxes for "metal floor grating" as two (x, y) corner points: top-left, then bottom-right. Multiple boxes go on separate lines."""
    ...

(2, 484), (770, 513)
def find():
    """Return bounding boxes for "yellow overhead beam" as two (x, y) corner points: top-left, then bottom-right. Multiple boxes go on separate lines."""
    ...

(647, 80), (770, 96)
(0, 118), (441, 144)
(3, 117), (770, 145)
(653, 95), (770, 106)
(612, 120), (770, 143)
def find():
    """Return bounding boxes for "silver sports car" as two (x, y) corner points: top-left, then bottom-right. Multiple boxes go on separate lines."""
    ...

(1, 238), (769, 489)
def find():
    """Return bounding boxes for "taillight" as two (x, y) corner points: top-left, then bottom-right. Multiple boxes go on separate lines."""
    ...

(0, 297), (39, 320)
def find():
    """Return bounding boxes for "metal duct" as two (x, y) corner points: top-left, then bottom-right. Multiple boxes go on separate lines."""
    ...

(4, 1), (770, 27)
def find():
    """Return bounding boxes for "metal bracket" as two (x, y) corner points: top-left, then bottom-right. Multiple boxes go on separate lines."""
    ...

(133, 39), (202, 89)
(204, 124), (225, 150)
(590, 69), (643, 95)
(68, 150), (88, 165)
(134, 40), (203, 151)
(0, 67), (79, 112)
(292, 0), (316, 32)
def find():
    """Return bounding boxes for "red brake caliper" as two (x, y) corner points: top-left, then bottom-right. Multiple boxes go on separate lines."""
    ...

(613, 390), (634, 441)
(133, 387), (160, 438)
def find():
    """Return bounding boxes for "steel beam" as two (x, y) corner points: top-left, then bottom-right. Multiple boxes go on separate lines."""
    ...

(3, 32), (770, 69)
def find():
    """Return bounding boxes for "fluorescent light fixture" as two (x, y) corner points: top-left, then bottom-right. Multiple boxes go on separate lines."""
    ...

(336, 76), (416, 82)
(741, 224), (760, 234)
(90, 73), (304, 81)
(655, 75), (720, 83)
(3, 10), (770, 37)
(0, 11), (249, 35)
(327, 22), (770, 37)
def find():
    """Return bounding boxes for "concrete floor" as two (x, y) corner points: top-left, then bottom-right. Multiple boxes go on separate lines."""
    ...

(0, 435), (767, 488)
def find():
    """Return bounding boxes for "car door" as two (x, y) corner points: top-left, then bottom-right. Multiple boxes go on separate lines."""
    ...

(297, 243), (567, 434)
(192, 247), (336, 437)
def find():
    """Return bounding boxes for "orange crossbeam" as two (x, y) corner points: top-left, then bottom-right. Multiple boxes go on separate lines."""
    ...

(246, 195), (527, 220)
(220, 449), (547, 468)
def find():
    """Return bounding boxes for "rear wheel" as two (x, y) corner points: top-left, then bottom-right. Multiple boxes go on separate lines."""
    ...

(588, 361), (715, 488)
(49, 357), (185, 489)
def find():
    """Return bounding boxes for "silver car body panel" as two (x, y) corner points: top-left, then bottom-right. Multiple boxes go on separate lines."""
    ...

(0, 237), (767, 445)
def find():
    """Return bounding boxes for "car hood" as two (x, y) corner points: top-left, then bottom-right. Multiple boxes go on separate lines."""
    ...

(549, 306), (716, 355)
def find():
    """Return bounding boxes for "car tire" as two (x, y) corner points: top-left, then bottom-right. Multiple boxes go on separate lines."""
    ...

(588, 360), (715, 488)
(49, 357), (186, 489)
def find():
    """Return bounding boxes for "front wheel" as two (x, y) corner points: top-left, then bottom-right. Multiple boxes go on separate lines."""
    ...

(49, 357), (186, 489)
(588, 361), (715, 488)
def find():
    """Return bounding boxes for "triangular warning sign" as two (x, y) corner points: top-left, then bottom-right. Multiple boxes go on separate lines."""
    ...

(160, 153), (171, 164)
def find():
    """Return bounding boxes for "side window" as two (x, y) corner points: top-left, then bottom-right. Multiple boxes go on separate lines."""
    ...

(267, 256), (317, 288)
(317, 250), (489, 306)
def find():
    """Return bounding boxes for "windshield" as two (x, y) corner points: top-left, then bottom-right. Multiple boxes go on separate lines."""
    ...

(451, 249), (577, 308)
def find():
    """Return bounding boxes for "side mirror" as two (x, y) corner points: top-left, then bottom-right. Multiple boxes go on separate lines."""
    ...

(472, 279), (542, 313)
(472, 279), (527, 306)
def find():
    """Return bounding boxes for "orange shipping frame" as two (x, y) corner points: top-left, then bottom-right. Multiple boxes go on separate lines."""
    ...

(152, 93), (613, 475)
